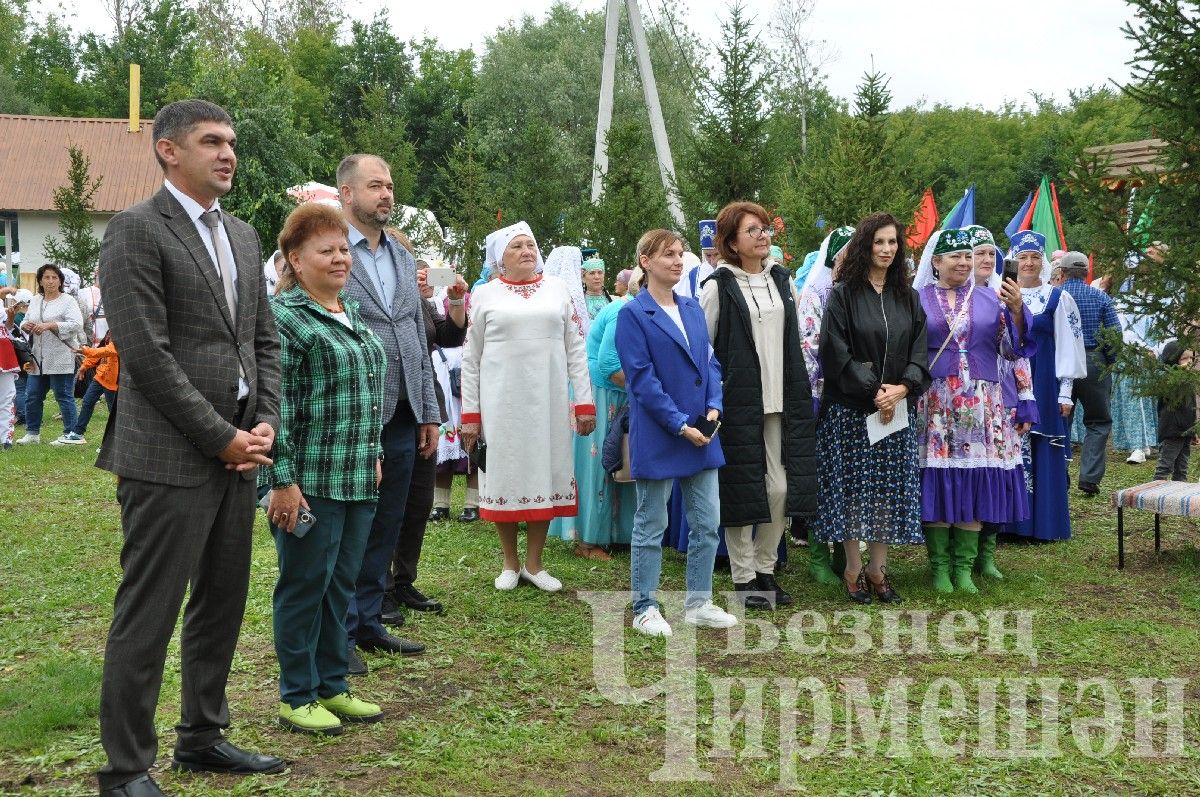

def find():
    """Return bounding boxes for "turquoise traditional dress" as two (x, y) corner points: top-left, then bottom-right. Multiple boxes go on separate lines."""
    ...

(550, 298), (636, 546)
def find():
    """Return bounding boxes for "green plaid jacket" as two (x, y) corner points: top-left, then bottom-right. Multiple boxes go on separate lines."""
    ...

(264, 286), (387, 501)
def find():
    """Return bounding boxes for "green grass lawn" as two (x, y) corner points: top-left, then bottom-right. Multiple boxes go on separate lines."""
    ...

(2, 401), (1199, 795)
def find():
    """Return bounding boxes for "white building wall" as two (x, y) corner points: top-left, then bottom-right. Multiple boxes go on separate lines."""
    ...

(15, 211), (114, 287)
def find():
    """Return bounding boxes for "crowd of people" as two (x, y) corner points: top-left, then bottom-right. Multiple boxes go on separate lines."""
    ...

(3, 99), (1193, 797)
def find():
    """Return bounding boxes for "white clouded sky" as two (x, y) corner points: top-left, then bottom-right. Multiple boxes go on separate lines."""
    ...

(55, 0), (1139, 110)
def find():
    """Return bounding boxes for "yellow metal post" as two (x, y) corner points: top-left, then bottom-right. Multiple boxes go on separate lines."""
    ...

(129, 63), (141, 132)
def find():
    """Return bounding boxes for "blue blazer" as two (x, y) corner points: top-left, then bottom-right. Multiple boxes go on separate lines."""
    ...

(616, 290), (724, 480)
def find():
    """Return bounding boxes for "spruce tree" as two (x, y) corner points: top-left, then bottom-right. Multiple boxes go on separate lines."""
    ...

(439, 111), (497, 282)
(1071, 0), (1200, 403)
(681, 1), (769, 212)
(43, 144), (102, 283)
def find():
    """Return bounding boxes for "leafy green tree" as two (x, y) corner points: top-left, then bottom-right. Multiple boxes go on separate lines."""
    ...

(81, 0), (202, 118)
(12, 15), (96, 115)
(438, 111), (498, 281)
(403, 40), (477, 218)
(584, 120), (674, 272)
(348, 85), (418, 203)
(191, 30), (322, 245)
(43, 145), (103, 283)
(680, 1), (769, 213)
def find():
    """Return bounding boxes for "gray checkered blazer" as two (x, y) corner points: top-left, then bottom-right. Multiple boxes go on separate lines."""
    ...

(343, 237), (439, 424)
(95, 188), (282, 487)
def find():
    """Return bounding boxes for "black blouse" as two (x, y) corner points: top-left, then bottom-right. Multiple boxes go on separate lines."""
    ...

(819, 282), (930, 414)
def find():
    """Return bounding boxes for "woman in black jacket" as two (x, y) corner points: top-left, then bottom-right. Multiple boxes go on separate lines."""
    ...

(815, 212), (930, 604)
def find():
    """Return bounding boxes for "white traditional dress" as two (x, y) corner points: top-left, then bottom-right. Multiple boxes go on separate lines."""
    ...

(461, 274), (594, 522)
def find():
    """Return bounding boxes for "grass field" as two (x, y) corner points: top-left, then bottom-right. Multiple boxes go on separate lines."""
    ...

(2, 403), (1199, 796)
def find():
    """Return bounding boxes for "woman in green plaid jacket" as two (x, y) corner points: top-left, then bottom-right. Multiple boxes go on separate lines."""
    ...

(262, 203), (389, 736)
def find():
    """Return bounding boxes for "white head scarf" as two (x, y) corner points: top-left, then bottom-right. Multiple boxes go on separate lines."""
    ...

(485, 221), (544, 276)
(801, 227), (853, 296)
(912, 235), (941, 291)
(543, 245), (589, 336)
(59, 265), (82, 296)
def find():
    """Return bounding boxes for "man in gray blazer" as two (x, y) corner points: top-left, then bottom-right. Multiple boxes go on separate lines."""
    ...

(338, 154), (440, 671)
(95, 99), (284, 797)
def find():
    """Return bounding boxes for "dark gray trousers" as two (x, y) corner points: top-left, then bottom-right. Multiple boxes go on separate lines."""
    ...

(97, 470), (255, 789)
(1155, 438), (1192, 482)
(1070, 350), (1113, 487)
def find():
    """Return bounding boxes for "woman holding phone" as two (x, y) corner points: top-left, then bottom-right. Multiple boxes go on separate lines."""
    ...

(617, 228), (736, 636)
(263, 203), (389, 735)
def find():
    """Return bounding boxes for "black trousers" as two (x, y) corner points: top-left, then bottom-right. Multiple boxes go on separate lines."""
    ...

(388, 446), (436, 592)
(98, 470), (255, 789)
(346, 399), (416, 645)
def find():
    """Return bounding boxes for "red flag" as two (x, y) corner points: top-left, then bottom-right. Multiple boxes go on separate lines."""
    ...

(906, 187), (939, 250)
(1050, 181), (1068, 250)
(1020, 188), (1038, 232)
(496, 209), (503, 222)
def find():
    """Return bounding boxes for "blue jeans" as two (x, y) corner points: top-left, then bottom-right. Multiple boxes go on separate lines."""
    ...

(24, 373), (77, 435)
(14, 372), (26, 423)
(272, 495), (375, 707)
(74, 379), (116, 435)
(631, 468), (720, 615)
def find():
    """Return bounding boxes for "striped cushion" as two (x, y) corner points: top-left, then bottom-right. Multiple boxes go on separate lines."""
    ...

(1113, 481), (1200, 517)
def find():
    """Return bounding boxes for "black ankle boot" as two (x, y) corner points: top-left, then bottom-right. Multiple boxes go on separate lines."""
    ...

(755, 572), (792, 606)
(734, 581), (773, 610)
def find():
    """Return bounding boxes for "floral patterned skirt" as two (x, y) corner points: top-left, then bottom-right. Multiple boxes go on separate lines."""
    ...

(917, 375), (1028, 524)
(813, 402), (924, 545)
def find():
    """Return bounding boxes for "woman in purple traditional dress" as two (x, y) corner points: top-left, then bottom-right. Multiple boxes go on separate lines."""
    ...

(913, 228), (1034, 594)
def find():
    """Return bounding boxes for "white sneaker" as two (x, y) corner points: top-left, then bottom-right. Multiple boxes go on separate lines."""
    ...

(684, 600), (739, 629)
(50, 432), (87, 446)
(632, 606), (673, 637)
(15, 433), (40, 445)
(519, 567), (562, 592)
(1126, 449), (1147, 464)
(494, 569), (520, 591)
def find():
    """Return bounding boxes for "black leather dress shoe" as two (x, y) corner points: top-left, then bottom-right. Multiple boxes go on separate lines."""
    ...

(347, 646), (368, 676)
(381, 608), (405, 627)
(734, 582), (773, 610)
(755, 572), (793, 606)
(428, 507), (450, 522)
(1078, 482), (1100, 496)
(358, 632), (425, 656)
(457, 507), (480, 523)
(397, 584), (443, 613)
(172, 740), (285, 775)
(100, 774), (165, 797)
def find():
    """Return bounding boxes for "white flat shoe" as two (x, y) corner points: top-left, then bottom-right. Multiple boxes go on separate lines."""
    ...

(519, 567), (562, 592)
(494, 569), (520, 591)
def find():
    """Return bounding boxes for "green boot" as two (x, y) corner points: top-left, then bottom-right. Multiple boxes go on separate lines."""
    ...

(925, 525), (953, 594)
(976, 533), (1004, 579)
(951, 527), (980, 594)
(807, 541), (842, 585)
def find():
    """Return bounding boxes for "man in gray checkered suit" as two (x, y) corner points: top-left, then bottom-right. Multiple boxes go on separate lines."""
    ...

(94, 100), (284, 797)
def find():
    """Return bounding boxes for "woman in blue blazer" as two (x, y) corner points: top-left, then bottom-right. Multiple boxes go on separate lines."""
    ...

(616, 229), (738, 637)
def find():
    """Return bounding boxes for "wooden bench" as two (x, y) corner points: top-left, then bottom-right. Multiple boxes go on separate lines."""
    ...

(1113, 480), (1200, 568)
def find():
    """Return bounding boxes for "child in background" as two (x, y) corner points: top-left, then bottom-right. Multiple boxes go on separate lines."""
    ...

(59, 334), (119, 445)
(1155, 340), (1197, 481)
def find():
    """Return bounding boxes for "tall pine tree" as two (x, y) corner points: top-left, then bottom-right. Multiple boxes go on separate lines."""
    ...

(681, 1), (769, 214)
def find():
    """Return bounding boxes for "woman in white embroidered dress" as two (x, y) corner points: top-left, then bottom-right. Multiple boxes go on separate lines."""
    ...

(460, 222), (596, 592)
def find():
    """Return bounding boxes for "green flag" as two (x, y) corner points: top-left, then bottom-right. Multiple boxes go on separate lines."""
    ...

(1030, 175), (1064, 252)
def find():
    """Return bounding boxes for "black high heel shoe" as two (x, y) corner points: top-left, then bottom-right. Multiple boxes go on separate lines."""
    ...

(844, 570), (872, 604)
(866, 567), (902, 604)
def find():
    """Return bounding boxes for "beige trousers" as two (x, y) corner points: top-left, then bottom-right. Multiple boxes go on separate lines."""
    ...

(725, 413), (787, 584)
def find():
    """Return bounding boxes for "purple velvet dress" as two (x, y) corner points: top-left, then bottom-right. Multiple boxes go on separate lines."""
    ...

(916, 284), (1035, 525)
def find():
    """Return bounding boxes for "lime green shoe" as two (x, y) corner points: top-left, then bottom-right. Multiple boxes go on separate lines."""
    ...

(318, 691), (384, 723)
(279, 701), (343, 735)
